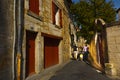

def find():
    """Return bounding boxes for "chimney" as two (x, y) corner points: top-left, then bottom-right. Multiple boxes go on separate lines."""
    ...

(116, 8), (120, 21)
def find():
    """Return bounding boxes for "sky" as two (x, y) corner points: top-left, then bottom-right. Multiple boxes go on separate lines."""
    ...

(72, 0), (120, 9)
(112, 0), (120, 9)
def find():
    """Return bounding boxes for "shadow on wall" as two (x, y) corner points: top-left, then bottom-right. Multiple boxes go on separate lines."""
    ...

(88, 36), (105, 73)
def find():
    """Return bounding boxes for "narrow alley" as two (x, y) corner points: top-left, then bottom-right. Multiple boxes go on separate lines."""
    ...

(1, 0), (120, 80)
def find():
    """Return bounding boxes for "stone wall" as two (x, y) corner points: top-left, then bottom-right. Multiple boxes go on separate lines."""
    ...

(0, 0), (14, 80)
(106, 24), (120, 76)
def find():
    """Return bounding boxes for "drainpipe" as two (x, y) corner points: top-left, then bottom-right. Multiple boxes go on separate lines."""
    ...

(13, 0), (16, 79)
(15, 0), (24, 80)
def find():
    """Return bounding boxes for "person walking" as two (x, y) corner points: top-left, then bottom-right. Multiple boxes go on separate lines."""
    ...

(77, 46), (83, 61)
(83, 44), (89, 62)
(71, 45), (77, 60)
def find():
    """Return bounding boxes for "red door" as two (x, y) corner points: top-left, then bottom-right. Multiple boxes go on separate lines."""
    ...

(44, 37), (59, 68)
(26, 31), (37, 77)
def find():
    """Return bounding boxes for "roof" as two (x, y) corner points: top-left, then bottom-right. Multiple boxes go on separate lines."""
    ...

(116, 8), (120, 13)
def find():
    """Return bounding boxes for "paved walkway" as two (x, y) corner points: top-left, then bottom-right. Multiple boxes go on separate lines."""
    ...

(49, 60), (113, 80)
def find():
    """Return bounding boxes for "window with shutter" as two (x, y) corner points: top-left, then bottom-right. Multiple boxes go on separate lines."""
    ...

(52, 1), (62, 28)
(29, 0), (39, 15)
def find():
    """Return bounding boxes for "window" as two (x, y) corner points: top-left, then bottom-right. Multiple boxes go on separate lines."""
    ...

(52, 1), (62, 27)
(29, 0), (39, 15)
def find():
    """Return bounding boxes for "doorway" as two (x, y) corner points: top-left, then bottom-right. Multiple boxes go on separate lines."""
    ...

(44, 36), (60, 68)
(25, 30), (37, 77)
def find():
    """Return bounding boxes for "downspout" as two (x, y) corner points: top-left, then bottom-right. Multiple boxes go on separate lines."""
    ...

(15, 0), (24, 80)
(13, 0), (17, 79)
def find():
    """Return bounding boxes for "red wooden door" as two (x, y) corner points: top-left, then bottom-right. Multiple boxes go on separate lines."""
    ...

(44, 37), (59, 68)
(26, 31), (37, 77)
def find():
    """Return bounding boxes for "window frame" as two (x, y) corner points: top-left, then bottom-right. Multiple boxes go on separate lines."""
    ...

(52, 1), (62, 28)
(27, 0), (43, 21)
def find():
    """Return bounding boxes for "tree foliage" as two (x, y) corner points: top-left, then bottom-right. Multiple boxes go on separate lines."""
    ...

(70, 0), (116, 43)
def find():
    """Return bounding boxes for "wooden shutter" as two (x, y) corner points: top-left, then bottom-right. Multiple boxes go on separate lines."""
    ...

(29, 0), (39, 15)
(59, 9), (62, 27)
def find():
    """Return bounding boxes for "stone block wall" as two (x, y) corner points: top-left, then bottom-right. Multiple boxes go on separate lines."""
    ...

(106, 24), (120, 76)
(0, 0), (14, 80)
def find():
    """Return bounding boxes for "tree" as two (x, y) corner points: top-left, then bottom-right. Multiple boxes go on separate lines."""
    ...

(70, 0), (116, 43)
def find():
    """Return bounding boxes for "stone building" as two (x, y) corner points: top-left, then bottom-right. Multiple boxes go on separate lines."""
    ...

(23, 0), (73, 80)
(117, 8), (120, 21)
(0, 0), (73, 80)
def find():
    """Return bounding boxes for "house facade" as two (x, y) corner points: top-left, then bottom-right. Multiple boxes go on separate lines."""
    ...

(0, 0), (73, 80)
(23, 0), (72, 79)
